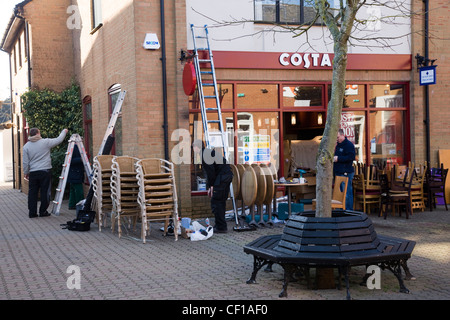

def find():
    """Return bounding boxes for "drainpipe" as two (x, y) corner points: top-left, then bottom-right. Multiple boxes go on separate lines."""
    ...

(0, 48), (15, 188)
(424, 0), (430, 164)
(160, 0), (169, 161)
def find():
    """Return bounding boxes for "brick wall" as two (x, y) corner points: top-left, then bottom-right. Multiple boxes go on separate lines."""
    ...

(411, 0), (450, 167)
(23, 0), (75, 91)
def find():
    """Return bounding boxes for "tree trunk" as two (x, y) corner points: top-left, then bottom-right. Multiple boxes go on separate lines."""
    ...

(315, 40), (349, 218)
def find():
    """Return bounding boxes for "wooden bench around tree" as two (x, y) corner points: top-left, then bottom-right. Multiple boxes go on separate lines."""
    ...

(243, 210), (415, 299)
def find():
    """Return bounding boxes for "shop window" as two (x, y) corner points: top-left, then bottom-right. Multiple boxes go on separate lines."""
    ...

(282, 85), (322, 107)
(339, 111), (366, 163)
(83, 96), (93, 162)
(328, 84), (366, 108)
(369, 84), (404, 108)
(190, 112), (235, 192)
(236, 84), (278, 109)
(237, 112), (279, 166)
(108, 84), (122, 156)
(369, 110), (405, 167)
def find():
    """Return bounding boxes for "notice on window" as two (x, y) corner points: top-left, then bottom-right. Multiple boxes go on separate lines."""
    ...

(340, 112), (356, 145)
(242, 134), (270, 164)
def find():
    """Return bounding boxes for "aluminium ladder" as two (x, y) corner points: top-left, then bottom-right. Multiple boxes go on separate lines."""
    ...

(51, 90), (127, 216)
(51, 134), (92, 215)
(190, 25), (243, 229)
(98, 90), (127, 157)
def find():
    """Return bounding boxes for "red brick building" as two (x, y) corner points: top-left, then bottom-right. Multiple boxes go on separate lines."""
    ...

(2, 0), (449, 217)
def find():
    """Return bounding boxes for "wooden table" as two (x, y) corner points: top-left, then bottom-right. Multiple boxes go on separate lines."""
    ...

(275, 182), (308, 218)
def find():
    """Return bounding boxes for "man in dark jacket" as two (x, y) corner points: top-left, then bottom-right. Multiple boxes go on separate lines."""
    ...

(333, 129), (356, 210)
(193, 140), (233, 233)
(68, 145), (85, 210)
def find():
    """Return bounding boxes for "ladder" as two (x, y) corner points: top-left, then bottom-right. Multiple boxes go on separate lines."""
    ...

(98, 90), (127, 156)
(51, 134), (92, 215)
(51, 90), (127, 215)
(190, 25), (240, 228)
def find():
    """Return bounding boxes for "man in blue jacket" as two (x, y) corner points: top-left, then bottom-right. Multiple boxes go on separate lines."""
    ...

(333, 129), (356, 210)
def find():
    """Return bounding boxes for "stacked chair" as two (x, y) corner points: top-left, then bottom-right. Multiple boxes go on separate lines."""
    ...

(353, 165), (381, 214)
(136, 158), (179, 243)
(410, 162), (427, 212)
(425, 163), (448, 211)
(92, 155), (114, 231)
(110, 156), (141, 238)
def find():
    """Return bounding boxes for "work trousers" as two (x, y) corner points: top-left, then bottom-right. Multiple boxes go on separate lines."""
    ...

(211, 176), (232, 231)
(28, 170), (52, 216)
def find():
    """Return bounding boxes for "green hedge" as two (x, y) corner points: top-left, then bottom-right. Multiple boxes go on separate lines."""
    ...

(21, 82), (84, 195)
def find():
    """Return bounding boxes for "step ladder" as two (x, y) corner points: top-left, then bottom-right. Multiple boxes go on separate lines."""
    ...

(51, 134), (92, 216)
(190, 25), (246, 230)
(51, 90), (127, 215)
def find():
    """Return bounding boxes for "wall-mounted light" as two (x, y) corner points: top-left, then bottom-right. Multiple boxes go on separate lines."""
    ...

(291, 113), (296, 125)
(317, 113), (323, 125)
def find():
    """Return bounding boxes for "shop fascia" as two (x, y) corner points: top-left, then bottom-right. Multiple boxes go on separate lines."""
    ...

(279, 52), (332, 69)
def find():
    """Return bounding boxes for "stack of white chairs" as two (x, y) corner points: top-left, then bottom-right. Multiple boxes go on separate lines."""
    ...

(136, 158), (179, 243)
(92, 155), (114, 231)
(110, 156), (140, 238)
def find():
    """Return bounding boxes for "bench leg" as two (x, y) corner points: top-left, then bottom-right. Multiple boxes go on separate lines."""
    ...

(279, 264), (296, 298)
(246, 256), (268, 284)
(343, 266), (351, 300)
(401, 260), (416, 280)
(264, 262), (274, 272)
(385, 261), (410, 294)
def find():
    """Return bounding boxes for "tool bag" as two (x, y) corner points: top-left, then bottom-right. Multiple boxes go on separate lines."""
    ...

(61, 210), (96, 232)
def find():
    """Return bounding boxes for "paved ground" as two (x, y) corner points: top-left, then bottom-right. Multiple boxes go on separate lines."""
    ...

(0, 181), (449, 304)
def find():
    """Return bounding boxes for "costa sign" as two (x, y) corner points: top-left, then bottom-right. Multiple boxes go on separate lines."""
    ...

(279, 52), (332, 68)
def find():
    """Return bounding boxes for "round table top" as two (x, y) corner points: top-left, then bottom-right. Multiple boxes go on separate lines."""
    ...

(230, 164), (240, 199)
(260, 164), (275, 204)
(252, 164), (267, 206)
(236, 164), (246, 200)
(241, 166), (257, 206)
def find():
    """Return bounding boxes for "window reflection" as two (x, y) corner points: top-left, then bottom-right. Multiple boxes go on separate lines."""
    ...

(283, 85), (322, 107)
(236, 84), (278, 109)
(369, 110), (405, 167)
(369, 84), (404, 108)
(340, 111), (366, 163)
(328, 84), (366, 108)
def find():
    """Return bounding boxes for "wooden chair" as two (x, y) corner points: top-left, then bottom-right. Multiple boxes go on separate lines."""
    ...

(425, 164), (448, 211)
(110, 156), (140, 238)
(386, 165), (415, 219)
(354, 165), (381, 214)
(312, 175), (348, 210)
(136, 158), (179, 243)
(92, 155), (114, 231)
(410, 163), (427, 212)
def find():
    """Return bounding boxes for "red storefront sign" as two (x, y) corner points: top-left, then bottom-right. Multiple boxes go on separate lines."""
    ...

(210, 51), (411, 71)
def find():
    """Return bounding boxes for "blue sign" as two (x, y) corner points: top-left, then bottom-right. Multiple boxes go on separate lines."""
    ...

(419, 65), (437, 86)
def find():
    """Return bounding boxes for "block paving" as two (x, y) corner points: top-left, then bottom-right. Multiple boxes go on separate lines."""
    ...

(0, 182), (449, 301)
